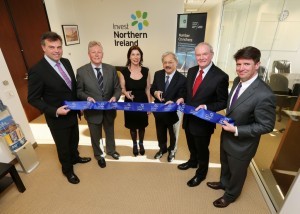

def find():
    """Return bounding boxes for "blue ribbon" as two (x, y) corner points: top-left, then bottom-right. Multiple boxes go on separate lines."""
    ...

(64, 101), (234, 125)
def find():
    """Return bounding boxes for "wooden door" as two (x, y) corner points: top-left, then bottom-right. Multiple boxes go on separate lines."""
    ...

(0, 0), (50, 121)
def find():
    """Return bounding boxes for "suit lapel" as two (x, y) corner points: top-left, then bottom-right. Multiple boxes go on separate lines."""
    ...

(42, 58), (71, 90)
(227, 77), (260, 114)
(165, 71), (178, 95)
(87, 63), (100, 90)
(189, 67), (198, 96)
(192, 65), (215, 98)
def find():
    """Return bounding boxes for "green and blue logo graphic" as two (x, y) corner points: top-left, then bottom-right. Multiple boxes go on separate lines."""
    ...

(131, 10), (149, 30)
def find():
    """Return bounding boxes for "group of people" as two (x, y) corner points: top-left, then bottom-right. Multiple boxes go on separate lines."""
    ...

(27, 31), (276, 208)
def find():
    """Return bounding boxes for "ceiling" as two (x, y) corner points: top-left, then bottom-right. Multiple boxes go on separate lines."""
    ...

(184, 0), (222, 12)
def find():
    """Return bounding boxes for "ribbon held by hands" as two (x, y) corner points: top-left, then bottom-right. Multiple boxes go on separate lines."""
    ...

(64, 101), (234, 126)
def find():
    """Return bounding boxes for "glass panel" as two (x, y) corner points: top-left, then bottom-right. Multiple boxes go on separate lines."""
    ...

(216, 0), (300, 212)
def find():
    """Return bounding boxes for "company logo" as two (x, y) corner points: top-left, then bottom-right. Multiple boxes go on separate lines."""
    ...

(131, 10), (149, 30)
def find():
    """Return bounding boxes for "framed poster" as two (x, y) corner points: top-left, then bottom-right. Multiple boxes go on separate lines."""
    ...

(61, 25), (80, 46)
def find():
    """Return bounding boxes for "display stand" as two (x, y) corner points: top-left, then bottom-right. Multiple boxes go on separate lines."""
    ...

(0, 105), (39, 173)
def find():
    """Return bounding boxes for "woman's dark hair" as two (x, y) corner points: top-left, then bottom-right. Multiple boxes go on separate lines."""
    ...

(126, 45), (143, 66)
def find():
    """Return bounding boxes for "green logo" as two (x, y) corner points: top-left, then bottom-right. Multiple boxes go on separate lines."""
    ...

(131, 10), (149, 30)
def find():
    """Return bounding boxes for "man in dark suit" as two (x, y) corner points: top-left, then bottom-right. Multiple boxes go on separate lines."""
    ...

(77, 41), (121, 168)
(207, 46), (276, 208)
(150, 52), (186, 162)
(177, 42), (229, 187)
(28, 32), (91, 185)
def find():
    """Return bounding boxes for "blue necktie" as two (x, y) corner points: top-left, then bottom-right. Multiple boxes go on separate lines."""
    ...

(230, 82), (242, 109)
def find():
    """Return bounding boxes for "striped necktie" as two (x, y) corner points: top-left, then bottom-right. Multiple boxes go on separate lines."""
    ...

(165, 75), (170, 91)
(95, 67), (103, 91)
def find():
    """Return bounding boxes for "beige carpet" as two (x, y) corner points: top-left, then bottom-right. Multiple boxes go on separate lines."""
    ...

(0, 111), (270, 214)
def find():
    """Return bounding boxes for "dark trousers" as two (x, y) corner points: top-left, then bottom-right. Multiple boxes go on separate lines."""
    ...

(220, 147), (251, 202)
(155, 119), (176, 151)
(49, 125), (79, 174)
(185, 129), (211, 178)
(87, 115), (116, 159)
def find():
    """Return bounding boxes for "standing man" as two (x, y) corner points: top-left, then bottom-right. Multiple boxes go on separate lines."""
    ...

(28, 32), (91, 185)
(207, 46), (276, 208)
(76, 41), (121, 168)
(177, 42), (229, 187)
(150, 52), (186, 162)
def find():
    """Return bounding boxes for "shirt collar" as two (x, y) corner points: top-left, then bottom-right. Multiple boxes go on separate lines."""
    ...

(44, 55), (60, 68)
(165, 70), (176, 79)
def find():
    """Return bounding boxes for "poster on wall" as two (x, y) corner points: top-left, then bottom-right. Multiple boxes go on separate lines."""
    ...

(175, 13), (207, 76)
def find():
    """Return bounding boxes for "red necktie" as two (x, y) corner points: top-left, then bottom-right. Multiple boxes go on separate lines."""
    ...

(192, 70), (204, 97)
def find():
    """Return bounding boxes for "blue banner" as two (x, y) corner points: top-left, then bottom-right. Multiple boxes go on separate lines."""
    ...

(64, 101), (234, 126)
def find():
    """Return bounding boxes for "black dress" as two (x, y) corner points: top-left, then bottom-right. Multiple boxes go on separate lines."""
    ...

(121, 67), (149, 129)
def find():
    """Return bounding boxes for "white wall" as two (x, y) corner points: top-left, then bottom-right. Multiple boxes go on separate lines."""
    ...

(44, 0), (184, 76)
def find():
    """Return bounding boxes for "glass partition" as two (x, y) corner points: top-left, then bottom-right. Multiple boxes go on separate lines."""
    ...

(216, 0), (300, 211)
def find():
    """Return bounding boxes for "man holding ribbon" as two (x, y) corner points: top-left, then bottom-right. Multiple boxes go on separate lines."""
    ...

(177, 42), (229, 187)
(207, 46), (276, 208)
(76, 41), (121, 168)
(150, 52), (186, 162)
(28, 32), (91, 184)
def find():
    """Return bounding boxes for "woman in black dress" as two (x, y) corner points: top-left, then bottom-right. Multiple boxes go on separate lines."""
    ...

(119, 46), (151, 156)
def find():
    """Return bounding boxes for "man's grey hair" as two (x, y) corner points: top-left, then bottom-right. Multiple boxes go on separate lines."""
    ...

(195, 42), (214, 54)
(161, 52), (178, 63)
(88, 41), (103, 51)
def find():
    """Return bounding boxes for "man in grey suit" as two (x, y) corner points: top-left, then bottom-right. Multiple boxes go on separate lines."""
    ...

(77, 41), (121, 168)
(207, 46), (276, 208)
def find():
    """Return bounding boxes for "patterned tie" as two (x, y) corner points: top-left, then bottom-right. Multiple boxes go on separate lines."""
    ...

(192, 69), (204, 97)
(95, 67), (103, 91)
(230, 82), (242, 109)
(165, 75), (170, 91)
(56, 63), (72, 89)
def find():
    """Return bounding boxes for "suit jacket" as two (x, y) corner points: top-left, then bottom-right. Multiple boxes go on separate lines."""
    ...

(150, 69), (187, 125)
(76, 63), (121, 124)
(27, 57), (78, 129)
(221, 76), (276, 160)
(182, 64), (229, 136)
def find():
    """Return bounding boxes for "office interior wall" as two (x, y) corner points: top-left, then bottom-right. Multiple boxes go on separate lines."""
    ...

(44, 0), (184, 75)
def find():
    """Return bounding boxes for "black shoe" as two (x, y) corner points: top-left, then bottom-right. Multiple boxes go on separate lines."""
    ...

(139, 143), (145, 156)
(98, 158), (106, 168)
(73, 157), (91, 164)
(154, 149), (167, 159)
(167, 150), (176, 162)
(207, 182), (225, 190)
(133, 144), (138, 156)
(213, 197), (232, 208)
(177, 162), (197, 170)
(109, 152), (120, 160)
(187, 175), (205, 187)
(64, 172), (80, 184)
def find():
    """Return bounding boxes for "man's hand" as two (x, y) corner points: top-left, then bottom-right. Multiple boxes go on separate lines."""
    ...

(176, 98), (184, 105)
(109, 97), (116, 102)
(87, 97), (96, 103)
(154, 91), (164, 102)
(222, 121), (236, 133)
(164, 100), (174, 105)
(195, 104), (206, 111)
(56, 105), (70, 116)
